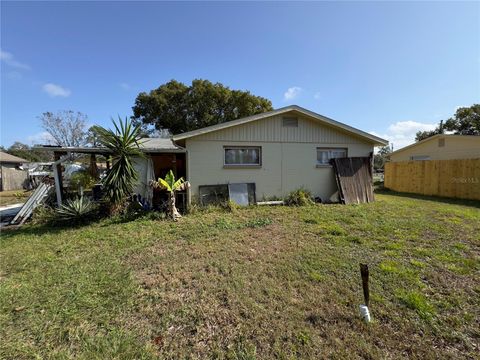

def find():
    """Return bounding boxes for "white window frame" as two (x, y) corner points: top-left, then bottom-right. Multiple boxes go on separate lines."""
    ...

(316, 147), (348, 167)
(224, 146), (262, 167)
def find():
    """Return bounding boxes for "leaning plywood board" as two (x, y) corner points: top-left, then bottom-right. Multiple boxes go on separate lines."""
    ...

(332, 157), (374, 204)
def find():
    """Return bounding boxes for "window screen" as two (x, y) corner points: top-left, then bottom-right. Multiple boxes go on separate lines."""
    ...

(282, 117), (298, 127)
(316, 148), (347, 165)
(410, 155), (430, 161)
(224, 147), (261, 166)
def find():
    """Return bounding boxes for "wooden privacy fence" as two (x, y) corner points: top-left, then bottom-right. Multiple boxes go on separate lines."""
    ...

(384, 159), (480, 200)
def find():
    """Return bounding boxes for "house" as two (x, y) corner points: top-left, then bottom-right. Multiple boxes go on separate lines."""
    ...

(0, 151), (29, 191)
(389, 134), (480, 162)
(36, 105), (388, 206)
(172, 105), (388, 203)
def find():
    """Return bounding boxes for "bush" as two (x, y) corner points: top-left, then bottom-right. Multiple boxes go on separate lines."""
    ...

(69, 170), (96, 191)
(31, 205), (56, 225)
(55, 196), (98, 224)
(284, 188), (314, 206)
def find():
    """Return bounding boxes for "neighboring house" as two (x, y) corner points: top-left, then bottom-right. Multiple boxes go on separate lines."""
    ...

(172, 105), (388, 203)
(389, 134), (480, 162)
(0, 151), (29, 191)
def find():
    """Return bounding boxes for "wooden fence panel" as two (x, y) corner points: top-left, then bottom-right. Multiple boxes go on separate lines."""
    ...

(384, 159), (480, 201)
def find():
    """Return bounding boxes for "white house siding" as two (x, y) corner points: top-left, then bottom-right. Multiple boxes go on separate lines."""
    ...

(185, 114), (374, 203)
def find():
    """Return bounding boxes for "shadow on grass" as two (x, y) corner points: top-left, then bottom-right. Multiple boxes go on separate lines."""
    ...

(0, 218), (101, 240)
(376, 188), (480, 209)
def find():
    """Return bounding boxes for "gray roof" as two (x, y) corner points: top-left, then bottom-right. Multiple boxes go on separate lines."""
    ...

(34, 138), (184, 154)
(138, 138), (183, 152)
(172, 105), (389, 146)
(0, 151), (29, 164)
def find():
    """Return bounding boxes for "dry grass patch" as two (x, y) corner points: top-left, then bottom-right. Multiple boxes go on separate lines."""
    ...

(1, 193), (479, 359)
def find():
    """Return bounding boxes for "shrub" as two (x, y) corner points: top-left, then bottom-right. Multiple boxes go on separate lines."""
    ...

(69, 171), (96, 190)
(31, 205), (56, 225)
(55, 196), (98, 223)
(284, 188), (314, 206)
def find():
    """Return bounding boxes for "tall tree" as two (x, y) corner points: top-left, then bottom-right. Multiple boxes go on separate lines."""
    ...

(39, 110), (88, 147)
(415, 104), (480, 141)
(443, 104), (480, 135)
(6, 142), (52, 162)
(132, 79), (273, 134)
(373, 145), (392, 171)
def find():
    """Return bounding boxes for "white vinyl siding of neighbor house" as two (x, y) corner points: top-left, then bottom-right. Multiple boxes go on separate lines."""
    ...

(185, 114), (374, 203)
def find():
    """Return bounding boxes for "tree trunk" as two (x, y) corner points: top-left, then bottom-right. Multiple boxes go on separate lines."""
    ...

(168, 191), (181, 220)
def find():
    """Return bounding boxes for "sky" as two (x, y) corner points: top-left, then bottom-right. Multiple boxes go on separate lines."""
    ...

(1, 1), (479, 150)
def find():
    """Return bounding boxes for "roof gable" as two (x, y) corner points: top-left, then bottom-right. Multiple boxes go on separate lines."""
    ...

(172, 105), (388, 146)
(389, 134), (480, 156)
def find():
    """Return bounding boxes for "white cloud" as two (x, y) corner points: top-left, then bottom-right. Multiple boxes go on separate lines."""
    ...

(283, 86), (302, 101)
(0, 50), (30, 70)
(42, 83), (71, 97)
(370, 120), (437, 150)
(120, 82), (131, 90)
(26, 131), (55, 145)
(313, 92), (321, 100)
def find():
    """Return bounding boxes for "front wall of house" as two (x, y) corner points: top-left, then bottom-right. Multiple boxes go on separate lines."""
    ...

(390, 136), (480, 162)
(185, 114), (374, 202)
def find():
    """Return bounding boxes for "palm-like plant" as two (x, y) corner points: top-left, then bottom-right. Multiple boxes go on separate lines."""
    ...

(92, 117), (143, 210)
(150, 170), (190, 220)
(56, 196), (96, 222)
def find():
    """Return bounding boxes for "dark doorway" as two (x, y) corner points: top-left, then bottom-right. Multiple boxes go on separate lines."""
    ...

(150, 153), (187, 212)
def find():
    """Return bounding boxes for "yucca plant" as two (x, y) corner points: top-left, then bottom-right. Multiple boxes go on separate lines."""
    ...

(92, 117), (143, 211)
(56, 196), (97, 222)
(150, 170), (190, 220)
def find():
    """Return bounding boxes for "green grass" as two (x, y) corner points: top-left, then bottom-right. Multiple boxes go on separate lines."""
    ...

(1, 193), (479, 359)
(0, 190), (31, 207)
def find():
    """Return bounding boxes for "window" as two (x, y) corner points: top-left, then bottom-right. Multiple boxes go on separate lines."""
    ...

(282, 117), (298, 127)
(410, 155), (430, 161)
(224, 146), (261, 166)
(316, 148), (347, 166)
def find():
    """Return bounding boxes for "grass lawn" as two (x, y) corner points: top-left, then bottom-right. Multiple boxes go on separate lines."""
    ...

(0, 190), (31, 207)
(1, 193), (479, 359)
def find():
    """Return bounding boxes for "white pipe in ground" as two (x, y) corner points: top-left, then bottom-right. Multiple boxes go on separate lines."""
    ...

(359, 305), (371, 322)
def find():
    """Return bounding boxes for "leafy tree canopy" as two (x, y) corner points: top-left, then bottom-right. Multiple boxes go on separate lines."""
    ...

(374, 145), (392, 171)
(415, 104), (480, 142)
(132, 79), (273, 134)
(4, 142), (52, 162)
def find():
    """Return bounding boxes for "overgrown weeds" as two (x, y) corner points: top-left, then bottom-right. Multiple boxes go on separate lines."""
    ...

(284, 188), (314, 206)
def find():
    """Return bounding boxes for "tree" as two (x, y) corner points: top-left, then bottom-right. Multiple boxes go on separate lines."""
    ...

(415, 104), (480, 141)
(92, 118), (143, 211)
(40, 110), (88, 147)
(373, 145), (392, 171)
(150, 170), (190, 220)
(443, 104), (480, 135)
(6, 142), (52, 162)
(132, 79), (273, 134)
